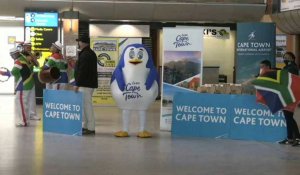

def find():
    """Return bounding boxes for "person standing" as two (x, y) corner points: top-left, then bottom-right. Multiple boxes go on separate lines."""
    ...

(74, 36), (98, 135)
(10, 47), (35, 126)
(259, 59), (272, 75)
(278, 52), (300, 146)
(43, 41), (68, 90)
(253, 58), (300, 146)
(241, 59), (272, 86)
(22, 40), (40, 120)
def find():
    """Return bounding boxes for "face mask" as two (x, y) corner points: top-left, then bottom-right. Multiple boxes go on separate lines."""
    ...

(284, 60), (290, 65)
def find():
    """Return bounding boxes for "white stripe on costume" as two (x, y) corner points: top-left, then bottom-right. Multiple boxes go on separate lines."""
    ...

(14, 64), (22, 69)
(15, 78), (22, 91)
(287, 73), (296, 102)
(15, 90), (30, 126)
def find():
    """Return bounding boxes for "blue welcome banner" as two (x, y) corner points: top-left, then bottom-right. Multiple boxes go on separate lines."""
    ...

(172, 93), (230, 138)
(172, 93), (286, 142)
(43, 90), (83, 136)
(236, 23), (276, 83)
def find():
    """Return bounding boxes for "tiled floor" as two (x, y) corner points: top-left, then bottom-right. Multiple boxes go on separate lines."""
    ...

(1, 95), (300, 175)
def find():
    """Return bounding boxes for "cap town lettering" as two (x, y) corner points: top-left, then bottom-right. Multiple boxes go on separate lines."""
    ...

(173, 34), (191, 48)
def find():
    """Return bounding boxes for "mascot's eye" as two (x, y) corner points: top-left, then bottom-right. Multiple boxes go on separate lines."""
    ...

(137, 50), (143, 59)
(129, 50), (135, 59)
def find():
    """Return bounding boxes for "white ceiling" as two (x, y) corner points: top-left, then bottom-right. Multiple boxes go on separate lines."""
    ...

(0, 0), (267, 22)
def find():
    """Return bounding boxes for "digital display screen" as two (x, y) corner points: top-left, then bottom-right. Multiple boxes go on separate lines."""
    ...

(24, 12), (58, 27)
(24, 26), (58, 72)
(25, 27), (58, 51)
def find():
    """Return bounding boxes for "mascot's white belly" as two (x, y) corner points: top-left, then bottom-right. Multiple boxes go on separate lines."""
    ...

(111, 66), (158, 110)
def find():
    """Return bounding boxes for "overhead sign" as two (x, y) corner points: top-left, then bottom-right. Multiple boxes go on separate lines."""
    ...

(24, 11), (59, 51)
(26, 27), (58, 52)
(24, 11), (59, 70)
(203, 27), (230, 39)
(25, 12), (58, 27)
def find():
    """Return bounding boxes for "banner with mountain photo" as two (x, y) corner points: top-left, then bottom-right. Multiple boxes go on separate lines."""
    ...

(160, 27), (204, 131)
(236, 23), (276, 83)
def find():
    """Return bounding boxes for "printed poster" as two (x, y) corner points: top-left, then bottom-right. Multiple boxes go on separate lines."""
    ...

(91, 38), (142, 105)
(91, 38), (119, 105)
(161, 27), (204, 131)
(236, 23), (276, 83)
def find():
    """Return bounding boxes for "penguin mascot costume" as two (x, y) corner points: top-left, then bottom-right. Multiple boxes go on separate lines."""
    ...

(111, 44), (159, 138)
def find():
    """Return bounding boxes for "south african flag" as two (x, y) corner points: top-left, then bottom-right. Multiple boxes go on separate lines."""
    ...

(252, 70), (300, 114)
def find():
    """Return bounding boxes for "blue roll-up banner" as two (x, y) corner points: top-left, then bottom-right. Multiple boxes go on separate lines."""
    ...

(236, 22), (276, 83)
(43, 90), (83, 136)
(161, 27), (204, 131)
(172, 93), (286, 142)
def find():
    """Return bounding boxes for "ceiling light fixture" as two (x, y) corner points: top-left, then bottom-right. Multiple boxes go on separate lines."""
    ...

(62, 0), (79, 32)
(0, 16), (24, 21)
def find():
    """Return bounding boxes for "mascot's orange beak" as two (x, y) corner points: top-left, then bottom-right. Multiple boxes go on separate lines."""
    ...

(129, 58), (142, 65)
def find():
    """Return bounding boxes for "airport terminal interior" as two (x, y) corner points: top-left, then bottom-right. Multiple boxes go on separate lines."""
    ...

(1, 0), (300, 175)
(1, 96), (300, 175)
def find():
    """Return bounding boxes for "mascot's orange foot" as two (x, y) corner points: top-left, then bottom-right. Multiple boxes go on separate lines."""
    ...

(137, 131), (152, 138)
(114, 131), (129, 137)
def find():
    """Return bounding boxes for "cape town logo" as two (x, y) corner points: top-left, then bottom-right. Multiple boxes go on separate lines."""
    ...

(173, 34), (191, 48)
(97, 53), (111, 67)
(248, 31), (256, 40)
(97, 53), (116, 67)
(123, 81), (143, 101)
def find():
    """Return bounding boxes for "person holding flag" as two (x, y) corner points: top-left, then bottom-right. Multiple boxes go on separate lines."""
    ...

(278, 52), (300, 146)
(252, 54), (300, 146)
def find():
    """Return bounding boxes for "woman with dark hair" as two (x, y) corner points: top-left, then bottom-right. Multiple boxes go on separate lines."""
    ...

(282, 52), (299, 75)
(278, 51), (300, 146)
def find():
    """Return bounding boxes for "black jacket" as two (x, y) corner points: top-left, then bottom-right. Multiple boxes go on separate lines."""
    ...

(283, 62), (299, 75)
(74, 46), (98, 88)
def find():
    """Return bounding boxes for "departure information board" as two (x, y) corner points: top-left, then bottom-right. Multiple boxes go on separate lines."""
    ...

(24, 11), (58, 51)
(25, 27), (58, 51)
(24, 11), (59, 71)
(25, 12), (58, 27)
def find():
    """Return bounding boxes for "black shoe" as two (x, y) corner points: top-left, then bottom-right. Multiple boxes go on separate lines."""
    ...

(82, 128), (88, 132)
(278, 139), (293, 145)
(292, 139), (300, 147)
(82, 129), (95, 135)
